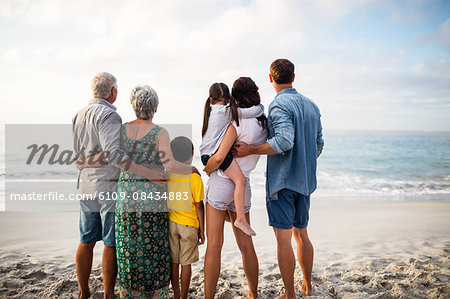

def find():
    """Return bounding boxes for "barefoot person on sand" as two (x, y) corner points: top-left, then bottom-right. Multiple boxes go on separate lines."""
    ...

(203, 78), (268, 299)
(233, 59), (324, 298)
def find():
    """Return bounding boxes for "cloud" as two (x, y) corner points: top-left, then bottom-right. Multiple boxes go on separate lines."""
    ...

(420, 18), (450, 46)
(0, 0), (449, 135)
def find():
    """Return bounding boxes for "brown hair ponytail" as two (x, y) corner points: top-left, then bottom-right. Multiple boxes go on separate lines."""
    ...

(202, 82), (239, 137)
(227, 93), (240, 127)
(202, 96), (212, 137)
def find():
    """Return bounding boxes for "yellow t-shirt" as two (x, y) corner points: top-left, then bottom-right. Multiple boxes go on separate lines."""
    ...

(167, 172), (204, 228)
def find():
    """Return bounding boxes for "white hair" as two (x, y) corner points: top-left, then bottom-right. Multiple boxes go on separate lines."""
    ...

(130, 85), (159, 120)
(91, 72), (117, 99)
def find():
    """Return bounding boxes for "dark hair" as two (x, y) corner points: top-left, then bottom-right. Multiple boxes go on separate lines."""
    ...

(232, 77), (268, 129)
(170, 136), (194, 163)
(270, 58), (295, 84)
(202, 82), (239, 137)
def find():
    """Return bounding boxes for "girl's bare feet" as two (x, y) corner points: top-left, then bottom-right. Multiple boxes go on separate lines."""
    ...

(234, 219), (256, 236)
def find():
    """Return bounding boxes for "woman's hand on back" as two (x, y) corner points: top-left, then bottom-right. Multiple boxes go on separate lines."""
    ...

(144, 168), (167, 187)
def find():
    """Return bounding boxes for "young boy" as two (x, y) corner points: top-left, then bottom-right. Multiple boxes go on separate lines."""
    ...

(168, 136), (205, 299)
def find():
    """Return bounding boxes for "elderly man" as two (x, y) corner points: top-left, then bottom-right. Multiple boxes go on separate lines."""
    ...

(234, 59), (324, 298)
(72, 73), (166, 299)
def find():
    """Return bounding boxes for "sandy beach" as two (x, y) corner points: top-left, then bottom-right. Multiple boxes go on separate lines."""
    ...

(0, 200), (449, 298)
(1, 0), (449, 297)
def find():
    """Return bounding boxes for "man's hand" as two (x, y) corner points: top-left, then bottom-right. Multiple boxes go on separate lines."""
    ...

(75, 159), (85, 171)
(144, 168), (167, 187)
(232, 141), (251, 158)
(202, 166), (212, 177)
(198, 230), (205, 245)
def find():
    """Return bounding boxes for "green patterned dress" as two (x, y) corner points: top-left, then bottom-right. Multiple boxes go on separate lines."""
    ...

(115, 124), (170, 298)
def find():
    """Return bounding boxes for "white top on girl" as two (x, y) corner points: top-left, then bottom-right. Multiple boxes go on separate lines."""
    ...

(199, 104), (264, 157)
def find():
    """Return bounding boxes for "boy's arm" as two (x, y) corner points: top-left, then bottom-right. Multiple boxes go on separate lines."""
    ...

(195, 201), (205, 245)
(192, 173), (205, 245)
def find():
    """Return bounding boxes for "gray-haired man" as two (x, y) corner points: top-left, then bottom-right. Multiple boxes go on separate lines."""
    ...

(72, 72), (166, 299)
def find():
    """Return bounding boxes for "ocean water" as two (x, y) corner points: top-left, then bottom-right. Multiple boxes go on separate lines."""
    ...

(318, 131), (450, 196)
(243, 131), (450, 207)
(1, 128), (449, 210)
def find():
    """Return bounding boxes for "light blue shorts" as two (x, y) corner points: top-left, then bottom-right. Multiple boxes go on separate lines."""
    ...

(205, 172), (252, 213)
(79, 197), (116, 247)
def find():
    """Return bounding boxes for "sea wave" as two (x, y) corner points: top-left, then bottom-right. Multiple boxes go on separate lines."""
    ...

(2, 170), (449, 198)
(316, 172), (450, 197)
(248, 171), (450, 197)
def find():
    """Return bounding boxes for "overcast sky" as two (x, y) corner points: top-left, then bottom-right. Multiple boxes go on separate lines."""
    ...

(1, 0), (449, 146)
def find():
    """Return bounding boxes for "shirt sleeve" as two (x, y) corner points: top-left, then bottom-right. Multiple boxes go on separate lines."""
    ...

(317, 115), (324, 157)
(191, 173), (205, 203)
(237, 104), (264, 119)
(267, 103), (295, 154)
(98, 112), (129, 167)
(230, 120), (240, 137)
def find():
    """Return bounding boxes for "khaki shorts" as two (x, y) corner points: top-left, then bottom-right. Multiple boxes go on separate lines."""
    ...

(169, 220), (199, 265)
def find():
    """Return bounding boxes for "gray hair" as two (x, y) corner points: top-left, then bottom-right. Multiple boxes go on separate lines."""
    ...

(91, 72), (117, 99)
(130, 85), (159, 120)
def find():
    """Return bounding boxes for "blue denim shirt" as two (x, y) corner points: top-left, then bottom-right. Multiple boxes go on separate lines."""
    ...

(266, 88), (324, 200)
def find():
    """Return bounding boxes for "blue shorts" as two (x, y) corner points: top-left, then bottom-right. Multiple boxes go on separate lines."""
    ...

(79, 198), (116, 247)
(266, 189), (310, 229)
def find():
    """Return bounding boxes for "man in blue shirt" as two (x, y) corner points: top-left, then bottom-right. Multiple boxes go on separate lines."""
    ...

(234, 59), (324, 297)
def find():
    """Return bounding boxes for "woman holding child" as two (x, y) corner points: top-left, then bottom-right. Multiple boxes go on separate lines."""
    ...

(202, 77), (268, 298)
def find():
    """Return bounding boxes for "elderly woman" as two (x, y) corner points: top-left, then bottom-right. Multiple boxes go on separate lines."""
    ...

(115, 85), (194, 298)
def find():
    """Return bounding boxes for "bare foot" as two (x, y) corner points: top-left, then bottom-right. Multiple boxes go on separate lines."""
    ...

(79, 289), (91, 299)
(234, 219), (256, 236)
(276, 294), (294, 299)
(239, 290), (258, 299)
(300, 281), (312, 296)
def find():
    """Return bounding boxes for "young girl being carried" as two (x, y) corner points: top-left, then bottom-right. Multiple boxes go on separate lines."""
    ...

(200, 82), (263, 236)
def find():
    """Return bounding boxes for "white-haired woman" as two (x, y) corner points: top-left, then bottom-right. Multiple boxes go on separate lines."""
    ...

(115, 85), (194, 298)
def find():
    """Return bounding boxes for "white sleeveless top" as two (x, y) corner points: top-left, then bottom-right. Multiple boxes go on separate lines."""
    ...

(199, 104), (264, 156)
(217, 117), (267, 178)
